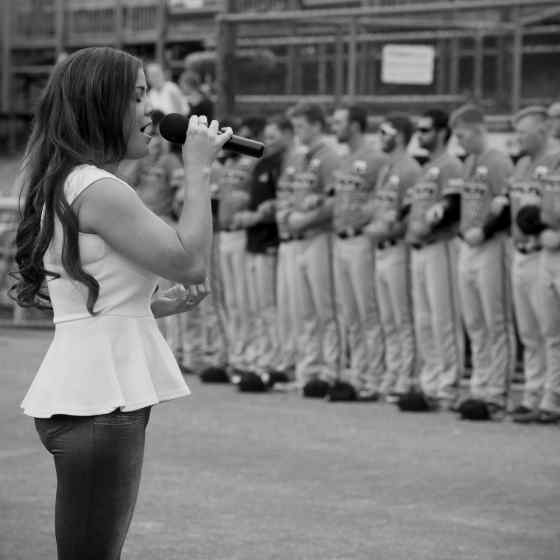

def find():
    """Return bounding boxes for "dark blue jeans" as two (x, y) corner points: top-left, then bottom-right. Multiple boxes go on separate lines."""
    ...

(34, 406), (151, 560)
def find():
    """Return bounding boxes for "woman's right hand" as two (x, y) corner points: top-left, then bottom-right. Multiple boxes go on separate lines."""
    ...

(182, 115), (233, 170)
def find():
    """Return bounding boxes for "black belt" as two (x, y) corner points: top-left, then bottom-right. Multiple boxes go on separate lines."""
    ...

(376, 239), (398, 250)
(515, 243), (541, 255)
(279, 233), (303, 242)
(336, 227), (364, 240)
(410, 239), (438, 250)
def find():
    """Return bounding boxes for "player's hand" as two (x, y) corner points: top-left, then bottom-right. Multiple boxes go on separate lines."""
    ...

(183, 115), (233, 169)
(425, 203), (444, 225)
(151, 282), (210, 318)
(302, 194), (323, 211)
(541, 228), (560, 250)
(408, 220), (431, 240)
(233, 211), (259, 228)
(287, 211), (308, 233)
(463, 227), (484, 246)
(384, 210), (398, 225)
(257, 199), (276, 216)
(490, 195), (509, 215)
(364, 220), (391, 241)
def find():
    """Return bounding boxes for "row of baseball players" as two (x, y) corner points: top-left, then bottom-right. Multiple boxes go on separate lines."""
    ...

(178, 101), (560, 424)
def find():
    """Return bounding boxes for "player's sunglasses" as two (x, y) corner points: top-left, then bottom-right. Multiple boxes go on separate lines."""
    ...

(417, 126), (434, 134)
(379, 123), (397, 136)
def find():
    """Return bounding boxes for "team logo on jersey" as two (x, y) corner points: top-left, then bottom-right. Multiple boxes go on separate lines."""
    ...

(475, 165), (488, 179)
(535, 165), (549, 180)
(285, 166), (295, 177)
(309, 158), (321, 171)
(258, 172), (269, 183)
(463, 181), (487, 197)
(445, 177), (464, 194)
(427, 167), (440, 180)
(389, 174), (400, 187)
(353, 160), (367, 175)
(414, 182), (437, 199)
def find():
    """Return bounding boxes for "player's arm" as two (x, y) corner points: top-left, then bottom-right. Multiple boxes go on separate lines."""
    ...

(517, 205), (546, 235)
(295, 155), (340, 229)
(255, 164), (281, 224)
(425, 163), (462, 232)
(478, 154), (514, 239)
(481, 203), (511, 239)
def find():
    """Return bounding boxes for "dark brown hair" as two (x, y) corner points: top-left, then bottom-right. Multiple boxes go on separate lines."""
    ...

(11, 46), (142, 313)
(288, 102), (326, 130)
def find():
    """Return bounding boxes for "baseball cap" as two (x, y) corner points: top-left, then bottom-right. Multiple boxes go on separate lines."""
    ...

(450, 104), (485, 128)
(547, 102), (560, 118)
(512, 105), (548, 125)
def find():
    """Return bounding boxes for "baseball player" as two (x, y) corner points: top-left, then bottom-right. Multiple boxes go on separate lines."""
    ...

(546, 102), (560, 154)
(451, 104), (516, 420)
(514, 121), (560, 424)
(287, 102), (342, 396)
(489, 106), (560, 422)
(274, 119), (307, 382)
(364, 113), (421, 401)
(328, 105), (389, 401)
(232, 117), (287, 384)
(218, 116), (265, 377)
(403, 109), (465, 410)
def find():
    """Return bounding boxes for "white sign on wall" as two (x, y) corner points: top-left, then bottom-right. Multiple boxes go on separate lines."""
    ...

(381, 45), (435, 85)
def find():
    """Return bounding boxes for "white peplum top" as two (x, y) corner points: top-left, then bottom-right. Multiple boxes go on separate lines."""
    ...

(21, 164), (190, 418)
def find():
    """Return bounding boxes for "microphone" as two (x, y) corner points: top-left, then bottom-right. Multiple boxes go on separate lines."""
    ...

(159, 113), (265, 159)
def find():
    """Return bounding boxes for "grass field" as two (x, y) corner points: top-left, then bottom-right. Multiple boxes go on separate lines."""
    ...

(1, 328), (559, 560)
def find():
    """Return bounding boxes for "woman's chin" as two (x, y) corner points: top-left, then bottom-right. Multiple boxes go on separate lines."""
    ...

(125, 145), (149, 160)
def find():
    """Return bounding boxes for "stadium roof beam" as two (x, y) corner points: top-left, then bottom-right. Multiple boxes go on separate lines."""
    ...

(520, 5), (560, 26)
(234, 30), (494, 48)
(356, 17), (515, 32)
(217, 0), (560, 23)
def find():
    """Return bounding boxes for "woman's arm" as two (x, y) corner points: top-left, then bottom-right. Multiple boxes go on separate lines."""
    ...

(74, 117), (232, 285)
(150, 283), (209, 318)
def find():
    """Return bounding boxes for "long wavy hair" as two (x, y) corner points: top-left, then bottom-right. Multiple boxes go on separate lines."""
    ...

(10, 47), (142, 314)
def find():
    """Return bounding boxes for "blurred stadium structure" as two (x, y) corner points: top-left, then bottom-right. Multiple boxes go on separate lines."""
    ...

(2, 0), (560, 151)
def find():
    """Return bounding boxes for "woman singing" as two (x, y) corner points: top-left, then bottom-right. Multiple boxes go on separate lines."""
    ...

(11, 47), (232, 559)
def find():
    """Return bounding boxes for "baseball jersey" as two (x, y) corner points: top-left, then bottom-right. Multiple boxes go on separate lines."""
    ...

(508, 152), (560, 243)
(217, 155), (256, 231)
(406, 152), (464, 242)
(170, 159), (223, 229)
(371, 152), (421, 226)
(292, 140), (341, 233)
(458, 148), (513, 234)
(332, 142), (389, 232)
(134, 152), (182, 220)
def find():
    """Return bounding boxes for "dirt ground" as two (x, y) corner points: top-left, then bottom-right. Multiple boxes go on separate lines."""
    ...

(1, 328), (559, 560)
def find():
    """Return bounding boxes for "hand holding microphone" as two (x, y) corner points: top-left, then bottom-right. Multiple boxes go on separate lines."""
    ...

(160, 113), (265, 160)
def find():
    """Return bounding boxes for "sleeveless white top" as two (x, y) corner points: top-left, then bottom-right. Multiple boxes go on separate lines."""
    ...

(21, 164), (190, 418)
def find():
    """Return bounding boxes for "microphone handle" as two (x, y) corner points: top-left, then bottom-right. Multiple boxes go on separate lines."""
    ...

(168, 129), (264, 158)
(223, 134), (265, 158)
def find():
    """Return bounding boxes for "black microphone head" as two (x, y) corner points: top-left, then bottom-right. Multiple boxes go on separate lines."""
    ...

(159, 113), (188, 145)
(159, 112), (265, 158)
